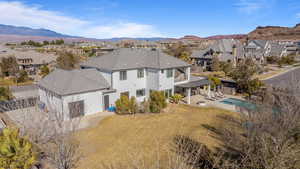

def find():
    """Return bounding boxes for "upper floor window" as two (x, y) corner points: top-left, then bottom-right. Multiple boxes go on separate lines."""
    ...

(167, 69), (173, 78)
(120, 71), (127, 80)
(137, 69), (144, 78)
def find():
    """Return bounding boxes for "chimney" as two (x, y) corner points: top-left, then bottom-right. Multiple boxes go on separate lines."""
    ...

(232, 44), (237, 57)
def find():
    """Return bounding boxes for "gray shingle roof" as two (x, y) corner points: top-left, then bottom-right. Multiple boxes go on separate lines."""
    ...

(190, 39), (245, 61)
(0, 45), (57, 65)
(266, 42), (285, 57)
(38, 69), (110, 96)
(81, 48), (190, 71)
(253, 40), (268, 48)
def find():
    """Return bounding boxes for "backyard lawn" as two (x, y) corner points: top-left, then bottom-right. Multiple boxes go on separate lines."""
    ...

(76, 104), (237, 169)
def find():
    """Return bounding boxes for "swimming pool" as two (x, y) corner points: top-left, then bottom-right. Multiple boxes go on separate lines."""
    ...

(220, 98), (256, 110)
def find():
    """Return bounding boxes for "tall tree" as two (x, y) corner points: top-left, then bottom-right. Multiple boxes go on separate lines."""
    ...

(0, 56), (19, 77)
(56, 51), (80, 70)
(165, 42), (191, 62)
(230, 58), (263, 98)
(211, 55), (221, 72)
(39, 65), (50, 78)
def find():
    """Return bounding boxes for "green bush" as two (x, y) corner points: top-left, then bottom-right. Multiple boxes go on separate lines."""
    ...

(169, 94), (183, 104)
(115, 96), (138, 114)
(266, 56), (279, 64)
(208, 76), (221, 90)
(0, 87), (13, 101)
(0, 128), (37, 169)
(17, 70), (29, 83)
(277, 55), (296, 66)
(149, 91), (167, 113)
(39, 65), (50, 78)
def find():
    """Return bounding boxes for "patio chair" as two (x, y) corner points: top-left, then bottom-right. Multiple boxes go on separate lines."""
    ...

(217, 91), (225, 98)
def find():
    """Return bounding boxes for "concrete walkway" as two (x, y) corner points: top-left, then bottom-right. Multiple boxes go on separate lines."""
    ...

(77, 111), (115, 129)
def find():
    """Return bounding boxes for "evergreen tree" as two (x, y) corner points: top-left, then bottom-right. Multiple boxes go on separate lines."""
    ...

(0, 128), (37, 169)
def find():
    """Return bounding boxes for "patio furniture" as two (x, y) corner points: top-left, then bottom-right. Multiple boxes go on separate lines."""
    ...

(197, 101), (206, 106)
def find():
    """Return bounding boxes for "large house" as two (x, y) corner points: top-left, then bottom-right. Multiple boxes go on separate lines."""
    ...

(38, 48), (211, 120)
(190, 39), (244, 69)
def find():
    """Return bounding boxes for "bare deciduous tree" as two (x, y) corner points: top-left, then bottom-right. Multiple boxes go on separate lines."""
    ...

(11, 98), (82, 169)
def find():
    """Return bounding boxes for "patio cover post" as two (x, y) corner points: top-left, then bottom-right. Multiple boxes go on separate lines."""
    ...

(207, 85), (211, 98)
(187, 87), (191, 104)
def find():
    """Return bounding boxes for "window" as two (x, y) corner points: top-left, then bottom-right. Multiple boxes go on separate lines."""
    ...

(69, 100), (84, 119)
(137, 69), (144, 78)
(161, 70), (164, 74)
(165, 89), (173, 98)
(120, 71), (127, 80)
(167, 69), (173, 78)
(136, 89), (146, 97)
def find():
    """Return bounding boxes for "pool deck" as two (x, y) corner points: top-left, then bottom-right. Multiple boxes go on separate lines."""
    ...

(183, 94), (245, 112)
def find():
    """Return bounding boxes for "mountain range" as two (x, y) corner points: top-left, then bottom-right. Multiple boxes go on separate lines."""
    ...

(0, 23), (299, 42)
(0, 24), (76, 38)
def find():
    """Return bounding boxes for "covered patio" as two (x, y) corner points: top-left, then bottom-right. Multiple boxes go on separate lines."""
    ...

(175, 77), (212, 104)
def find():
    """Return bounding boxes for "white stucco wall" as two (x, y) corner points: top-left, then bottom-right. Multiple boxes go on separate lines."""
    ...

(158, 69), (175, 94)
(62, 90), (103, 120)
(39, 88), (105, 121)
(146, 68), (159, 91)
(112, 69), (147, 102)
(39, 88), (63, 114)
(98, 70), (112, 86)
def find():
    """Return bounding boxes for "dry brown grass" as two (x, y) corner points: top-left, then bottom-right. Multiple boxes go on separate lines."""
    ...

(75, 104), (236, 169)
(0, 77), (33, 87)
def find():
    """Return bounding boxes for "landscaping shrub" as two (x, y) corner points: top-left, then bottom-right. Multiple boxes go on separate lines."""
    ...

(0, 87), (13, 101)
(115, 96), (138, 114)
(277, 55), (296, 67)
(139, 99), (150, 113)
(266, 56), (279, 64)
(169, 94), (183, 104)
(149, 91), (167, 113)
(17, 70), (29, 83)
(208, 76), (221, 90)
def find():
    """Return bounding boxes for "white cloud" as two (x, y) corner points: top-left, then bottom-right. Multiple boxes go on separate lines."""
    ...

(297, 13), (300, 18)
(82, 22), (162, 38)
(0, 1), (162, 38)
(235, 0), (267, 14)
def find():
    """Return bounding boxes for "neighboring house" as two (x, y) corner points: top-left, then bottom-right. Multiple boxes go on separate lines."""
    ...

(190, 39), (244, 69)
(281, 44), (299, 57)
(264, 42), (286, 57)
(244, 40), (269, 63)
(0, 45), (57, 75)
(38, 48), (211, 120)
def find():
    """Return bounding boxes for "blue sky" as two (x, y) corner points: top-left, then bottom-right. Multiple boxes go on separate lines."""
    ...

(0, 0), (299, 38)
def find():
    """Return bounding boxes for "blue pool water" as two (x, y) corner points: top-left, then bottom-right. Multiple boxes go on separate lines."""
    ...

(220, 98), (257, 110)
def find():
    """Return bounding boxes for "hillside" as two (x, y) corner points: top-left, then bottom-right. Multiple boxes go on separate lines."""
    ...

(205, 34), (246, 40)
(179, 35), (203, 41)
(0, 24), (76, 38)
(248, 24), (300, 40)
